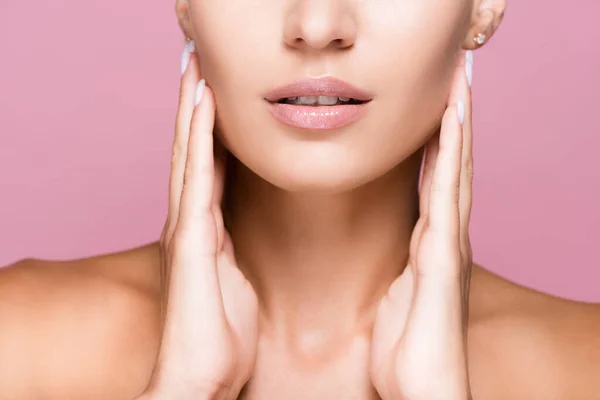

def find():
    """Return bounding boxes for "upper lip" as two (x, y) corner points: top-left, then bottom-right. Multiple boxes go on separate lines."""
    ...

(264, 77), (373, 102)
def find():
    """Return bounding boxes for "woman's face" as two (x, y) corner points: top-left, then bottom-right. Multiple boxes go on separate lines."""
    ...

(183, 0), (475, 192)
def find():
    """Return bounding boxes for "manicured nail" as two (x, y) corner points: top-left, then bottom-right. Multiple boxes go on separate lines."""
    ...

(194, 79), (206, 107)
(465, 50), (473, 88)
(457, 100), (465, 125)
(180, 39), (195, 75)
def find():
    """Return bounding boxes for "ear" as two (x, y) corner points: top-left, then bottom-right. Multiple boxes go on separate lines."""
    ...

(175, 0), (195, 40)
(462, 0), (507, 49)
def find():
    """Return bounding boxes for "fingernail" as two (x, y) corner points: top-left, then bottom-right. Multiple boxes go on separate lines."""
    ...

(465, 50), (473, 88)
(194, 79), (206, 107)
(457, 100), (465, 125)
(180, 39), (195, 75)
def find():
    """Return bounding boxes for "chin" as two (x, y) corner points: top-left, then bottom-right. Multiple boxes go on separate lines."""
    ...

(271, 164), (372, 194)
(235, 144), (395, 194)
(216, 105), (424, 194)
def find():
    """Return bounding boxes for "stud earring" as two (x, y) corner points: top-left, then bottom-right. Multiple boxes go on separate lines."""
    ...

(473, 33), (486, 45)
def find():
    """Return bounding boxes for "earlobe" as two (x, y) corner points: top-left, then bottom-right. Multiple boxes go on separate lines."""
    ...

(463, 9), (495, 50)
(175, 0), (195, 41)
(462, 0), (507, 50)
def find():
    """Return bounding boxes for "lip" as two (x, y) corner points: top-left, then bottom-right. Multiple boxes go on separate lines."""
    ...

(264, 77), (373, 102)
(264, 77), (372, 131)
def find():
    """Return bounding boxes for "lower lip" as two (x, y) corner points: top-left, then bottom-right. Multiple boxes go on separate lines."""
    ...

(266, 102), (368, 130)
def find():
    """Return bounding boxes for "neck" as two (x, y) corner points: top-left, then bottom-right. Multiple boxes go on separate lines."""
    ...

(223, 147), (424, 340)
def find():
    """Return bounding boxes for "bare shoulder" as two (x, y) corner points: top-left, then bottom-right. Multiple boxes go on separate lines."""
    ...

(0, 242), (163, 399)
(468, 264), (600, 400)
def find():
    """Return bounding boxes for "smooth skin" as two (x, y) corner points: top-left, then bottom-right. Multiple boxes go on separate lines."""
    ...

(369, 53), (473, 400)
(2, 0), (600, 399)
(141, 61), (260, 399)
(142, 50), (470, 400)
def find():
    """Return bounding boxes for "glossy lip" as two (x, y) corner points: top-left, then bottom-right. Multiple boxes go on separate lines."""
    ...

(263, 76), (373, 102)
(264, 77), (372, 131)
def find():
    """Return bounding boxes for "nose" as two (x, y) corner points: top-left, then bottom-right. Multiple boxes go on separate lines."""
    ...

(283, 0), (358, 51)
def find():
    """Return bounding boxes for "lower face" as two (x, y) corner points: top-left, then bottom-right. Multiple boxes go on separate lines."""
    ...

(188, 0), (471, 192)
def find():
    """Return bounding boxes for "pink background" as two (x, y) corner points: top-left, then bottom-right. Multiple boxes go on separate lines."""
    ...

(1, 1), (598, 302)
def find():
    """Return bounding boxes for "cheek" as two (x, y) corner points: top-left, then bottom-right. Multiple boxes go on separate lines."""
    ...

(189, 2), (280, 138)
(364, 0), (468, 154)
(189, 1), (282, 81)
(188, 2), (278, 163)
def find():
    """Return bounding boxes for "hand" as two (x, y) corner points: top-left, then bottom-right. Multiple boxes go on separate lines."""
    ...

(370, 50), (474, 400)
(138, 49), (259, 399)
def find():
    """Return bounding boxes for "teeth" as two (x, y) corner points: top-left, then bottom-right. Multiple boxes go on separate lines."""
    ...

(296, 96), (318, 105)
(318, 96), (339, 106)
(284, 96), (354, 106)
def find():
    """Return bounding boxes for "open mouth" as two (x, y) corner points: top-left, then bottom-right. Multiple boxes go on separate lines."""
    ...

(264, 77), (372, 130)
(275, 96), (368, 106)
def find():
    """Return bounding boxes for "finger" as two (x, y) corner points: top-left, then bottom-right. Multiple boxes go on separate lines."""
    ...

(415, 133), (439, 269)
(165, 51), (202, 246)
(426, 99), (463, 246)
(400, 57), (471, 385)
(459, 52), (474, 259)
(409, 216), (427, 269)
(447, 51), (473, 253)
(419, 51), (467, 219)
(214, 206), (226, 252)
(419, 132), (439, 217)
(176, 82), (217, 239)
(213, 156), (227, 251)
(158, 222), (169, 313)
(169, 83), (227, 327)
